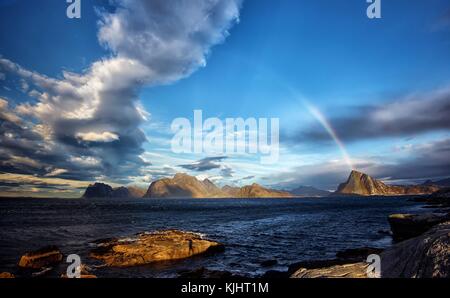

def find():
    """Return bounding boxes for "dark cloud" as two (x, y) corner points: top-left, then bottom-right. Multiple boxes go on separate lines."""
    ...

(0, 0), (242, 193)
(289, 87), (450, 144)
(364, 138), (450, 181)
(179, 156), (228, 171)
(220, 165), (234, 177)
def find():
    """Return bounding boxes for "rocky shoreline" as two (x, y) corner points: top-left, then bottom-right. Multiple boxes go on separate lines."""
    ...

(1, 190), (449, 278)
(285, 188), (450, 278)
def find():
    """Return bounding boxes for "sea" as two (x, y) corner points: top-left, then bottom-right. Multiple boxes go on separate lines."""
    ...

(0, 196), (426, 277)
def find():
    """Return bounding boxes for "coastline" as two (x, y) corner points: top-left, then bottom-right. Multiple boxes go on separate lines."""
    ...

(1, 197), (446, 277)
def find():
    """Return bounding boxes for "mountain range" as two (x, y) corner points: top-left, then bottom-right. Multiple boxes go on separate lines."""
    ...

(82, 170), (444, 199)
(83, 173), (293, 199)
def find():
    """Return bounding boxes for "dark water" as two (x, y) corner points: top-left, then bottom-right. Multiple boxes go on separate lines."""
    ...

(0, 196), (425, 277)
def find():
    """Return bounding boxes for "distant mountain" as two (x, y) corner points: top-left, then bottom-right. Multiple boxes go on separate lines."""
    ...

(290, 185), (331, 197)
(221, 185), (240, 197)
(82, 183), (144, 198)
(422, 178), (450, 187)
(83, 183), (114, 198)
(335, 170), (439, 196)
(127, 186), (146, 198)
(144, 173), (292, 198)
(236, 183), (292, 198)
(144, 173), (223, 198)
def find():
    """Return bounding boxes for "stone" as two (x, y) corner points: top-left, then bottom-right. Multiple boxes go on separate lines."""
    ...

(90, 230), (224, 267)
(18, 246), (63, 269)
(380, 221), (450, 278)
(290, 221), (450, 278)
(0, 272), (15, 278)
(61, 264), (97, 278)
(291, 262), (368, 278)
(388, 212), (450, 241)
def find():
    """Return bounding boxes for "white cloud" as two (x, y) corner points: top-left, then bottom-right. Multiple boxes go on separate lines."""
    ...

(44, 168), (68, 177)
(98, 0), (242, 84)
(0, 0), (243, 189)
(76, 131), (119, 142)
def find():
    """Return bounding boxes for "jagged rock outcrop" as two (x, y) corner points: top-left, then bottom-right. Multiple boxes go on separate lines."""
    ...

(0, 272), (15, 278)
(335, 170), (439, 196)
(90, 230), (224, 267)
(82, 183), (145, 198)
(380, 221), (450, 278)
(290, 186), (330, 197)
(290, 221), (450, 278)
(18, 245), (63, 269)
(388, 213), (450, 241)
(291, 262), (369, 278)
(144, 173), (292, 198)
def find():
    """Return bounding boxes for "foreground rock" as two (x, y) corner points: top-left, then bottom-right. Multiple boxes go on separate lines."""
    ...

(380, 221), (450, 278)
(290, 222), (450, 278)
(291, 262), (368, 278)
(18, 246), (63, 269)
(90, 230), (224, 267)
(335, 170), (439, 196)
(388, 213), (450, 241)
(61, 264), (97, 278)
(288, 247), (383, 278)
(0, 272), (15, 278)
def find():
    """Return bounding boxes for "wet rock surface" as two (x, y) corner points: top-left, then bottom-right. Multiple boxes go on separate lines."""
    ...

(0, 272), (15, 278)
(18, 246), (63, 269)
(380, 221), (450, 278)
(291, 262), (368, 278)
(388, 212), (450, 241)
(90, 230), (224, 267)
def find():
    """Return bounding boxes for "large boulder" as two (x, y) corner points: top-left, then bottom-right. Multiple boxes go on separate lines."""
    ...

(90, 230), (224, 267)
(291, 262), (368, 278)
(61, 264), (97, 278)
(388, 213), (450, 241)
(0, 272), (15, 278)
(289, 247), (383, 278)
(18, 245), (63, 269)
(380, 221), (450, 278)
(290, 221), (450, 278)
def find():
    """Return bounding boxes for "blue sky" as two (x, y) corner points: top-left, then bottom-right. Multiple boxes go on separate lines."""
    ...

(0, 0), (449, 197)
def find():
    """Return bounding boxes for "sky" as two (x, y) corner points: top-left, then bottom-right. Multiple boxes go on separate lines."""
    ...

(0, 0), (450, 197)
